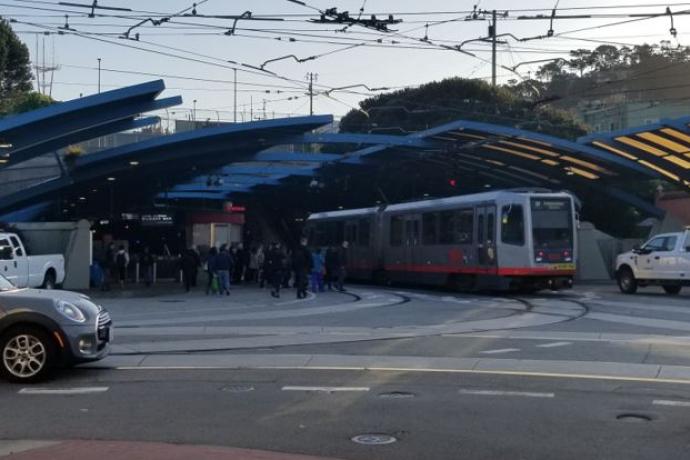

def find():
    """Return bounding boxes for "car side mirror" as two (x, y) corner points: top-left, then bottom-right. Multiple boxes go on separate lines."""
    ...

(0, 247), (13, 260)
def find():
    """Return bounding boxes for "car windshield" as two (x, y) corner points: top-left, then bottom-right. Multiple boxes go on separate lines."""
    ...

(0, 275), (17, 291)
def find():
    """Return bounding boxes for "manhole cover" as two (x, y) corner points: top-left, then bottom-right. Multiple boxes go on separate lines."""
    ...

(220, 385), (255, 393)
(616, 413), (652, 423)
(159, 300), (185, 303)
(379, 391), (416, 399)
(351, 434), (397, 445)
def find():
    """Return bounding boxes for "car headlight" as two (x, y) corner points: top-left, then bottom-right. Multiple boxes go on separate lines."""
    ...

(55, 300), (86, 323)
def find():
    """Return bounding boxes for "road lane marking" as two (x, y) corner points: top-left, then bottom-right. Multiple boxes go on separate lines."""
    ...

(653, 399), (690, 407)
(481, 348), (520, 354)
(459, 389), (554, 398)
(281, 386), (370, 392)
(536, 342), (573, 348)
(18, 387), (109, 395)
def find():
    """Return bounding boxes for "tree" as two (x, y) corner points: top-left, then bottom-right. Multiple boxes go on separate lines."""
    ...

(340, 77), (586, 140)
(568, 49), (595, 77)
(1, 91), (53, 115)
(0, 19), (33, 99)
(592, 45), (621, 71)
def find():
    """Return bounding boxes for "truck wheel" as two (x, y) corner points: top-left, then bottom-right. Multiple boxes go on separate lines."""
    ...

(662, 285), (682, 295)
(617, 267), (637, 294)
(41, 271), (56, 290)
(0, 326), (57, 383)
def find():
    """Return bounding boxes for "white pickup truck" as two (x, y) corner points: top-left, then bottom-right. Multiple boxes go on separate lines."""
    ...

(0, 232), (66, 289)
(615, 229), (690, 295)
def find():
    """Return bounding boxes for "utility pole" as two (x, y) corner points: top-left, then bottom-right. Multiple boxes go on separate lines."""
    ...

(262, 99), (267, 120)
(491, 10), (497, 87)
(193, 99), (197, 122)
(250, 95), (253, 120)
(233, 68), (237, 123)
(306, 72), (318, 115)
(97, 58), (101, 93)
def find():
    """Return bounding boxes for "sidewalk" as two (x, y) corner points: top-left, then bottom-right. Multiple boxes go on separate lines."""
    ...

(0, 440), (343, 460)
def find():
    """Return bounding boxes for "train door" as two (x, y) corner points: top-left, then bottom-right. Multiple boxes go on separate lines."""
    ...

(476, 205), (497, 274)
(404, 214), (421, 274)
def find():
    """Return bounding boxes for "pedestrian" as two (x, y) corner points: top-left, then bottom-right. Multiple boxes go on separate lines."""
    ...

(115, 244), (130, 288)
(247, 246), (259, 283)
(257, 244), (266, 288)
(140, 246), (154, 287)
(239, 243), (250, 283)
(282, 248), (292, 289)
(181, 248), (197, 292)
(205, 247), (218, 295)
(101, 243), (115, 291)
(292, 237), (313, 299)
(336, 240), (349, 291)
(310, 247), (325, 293)
(266, 243), (285, 298)
(215, 245), (232, 296)
(325, 246), (338, 291)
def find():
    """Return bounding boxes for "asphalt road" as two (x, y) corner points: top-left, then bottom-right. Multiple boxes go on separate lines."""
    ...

(2, 282), (690, 459)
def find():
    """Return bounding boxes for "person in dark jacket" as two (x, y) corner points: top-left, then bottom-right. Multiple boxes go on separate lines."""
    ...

(336, 240), (349, 291)
(266, 243), (285, 298)
(324, 246), (339, 291)
(215, 245), (233, 296)
(205, 247), (218, 295)
(190, 245), (201, 287)
(181, 248), (197, 292)
(140, 247), (155, 287)
(292, 238), (313, 299)
(101, 243), (115, 291)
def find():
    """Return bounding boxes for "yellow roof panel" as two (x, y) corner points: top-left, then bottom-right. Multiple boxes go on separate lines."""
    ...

(485, 145), (541, 161)
(498, 140), (560, 158)
(591, 141), (638, 161)
(661, 128), (690, 145)
(615, 136), (669, 157)
(637, 132), (690, 154)
(638, 160), (680, 181)
(663, 155), (690, 169)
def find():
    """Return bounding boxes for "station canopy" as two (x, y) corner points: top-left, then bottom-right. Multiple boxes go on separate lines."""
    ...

(2, 80), (689, 220)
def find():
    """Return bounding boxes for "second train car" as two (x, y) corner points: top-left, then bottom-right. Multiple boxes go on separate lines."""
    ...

(305, 190), (577, 291)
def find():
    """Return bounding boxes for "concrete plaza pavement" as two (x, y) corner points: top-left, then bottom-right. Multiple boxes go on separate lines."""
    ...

(3, 282), (690, 459)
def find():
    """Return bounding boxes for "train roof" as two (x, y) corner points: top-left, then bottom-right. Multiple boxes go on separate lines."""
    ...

(307, 206), (380, 220)
(307, 190), (574, 221)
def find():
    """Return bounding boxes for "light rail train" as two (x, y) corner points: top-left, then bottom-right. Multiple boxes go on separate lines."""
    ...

(306, 190), (577, 291)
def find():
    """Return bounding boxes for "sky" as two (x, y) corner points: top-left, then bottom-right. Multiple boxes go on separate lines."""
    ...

(5, 0), (690, 123)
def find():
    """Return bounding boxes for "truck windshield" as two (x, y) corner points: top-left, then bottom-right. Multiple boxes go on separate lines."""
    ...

(531, 198), (574, 249)
(0, 275), (17, 291)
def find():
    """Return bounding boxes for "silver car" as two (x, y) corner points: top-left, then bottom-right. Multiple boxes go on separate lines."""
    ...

(0, 274), (112, 382)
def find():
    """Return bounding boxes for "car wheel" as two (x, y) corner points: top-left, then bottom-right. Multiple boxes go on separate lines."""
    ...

(42, 271), (56, 290)
(617, 268), (638, 294)
(662, 285), (682, 295)
(0, 327), (57, 383)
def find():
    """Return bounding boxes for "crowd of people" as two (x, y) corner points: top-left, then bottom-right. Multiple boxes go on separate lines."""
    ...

(203, 239), (350, 299)
(96, 239), (350, 299)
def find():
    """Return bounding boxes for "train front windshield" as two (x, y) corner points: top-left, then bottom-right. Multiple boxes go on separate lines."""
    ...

(530, 198), (574, 251)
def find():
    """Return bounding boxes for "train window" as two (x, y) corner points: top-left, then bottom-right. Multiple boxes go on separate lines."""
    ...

(439, 209), (473, 244)
(487, 213), (495, 243)
(358, 219), (371, 247)
(439, 211), (455, 244)
(422, 213), (438, 245)
(390, 216), (404, 246)
(345, 222), (358, 246)
(456, 209), (474, 244)
(501, 205), (525, 246)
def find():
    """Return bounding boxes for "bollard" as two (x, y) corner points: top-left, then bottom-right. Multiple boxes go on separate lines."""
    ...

(135, 262), (140, 284)
(153, 262), (157, 284)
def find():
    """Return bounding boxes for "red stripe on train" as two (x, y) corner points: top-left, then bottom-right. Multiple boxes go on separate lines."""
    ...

(383, 264), (575, 277)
